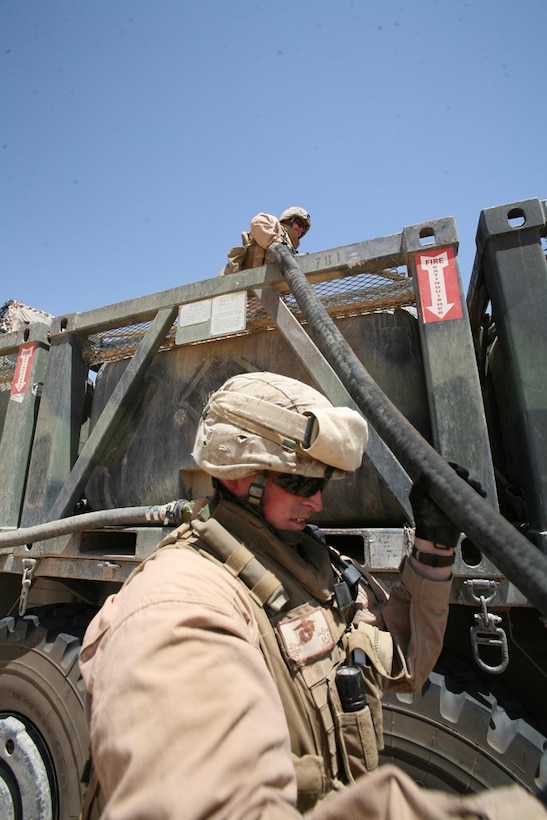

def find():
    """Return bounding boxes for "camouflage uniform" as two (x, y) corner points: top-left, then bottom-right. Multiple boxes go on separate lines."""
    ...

(220, 207), (310, 275)
(79, 372), (546, 819)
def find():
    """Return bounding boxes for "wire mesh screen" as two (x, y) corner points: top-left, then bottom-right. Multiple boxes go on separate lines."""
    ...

(0, 353), (17, 391)
(82, 267), (415, 368)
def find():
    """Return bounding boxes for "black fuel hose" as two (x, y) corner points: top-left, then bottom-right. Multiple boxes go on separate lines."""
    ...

(268, 242), (547, 617)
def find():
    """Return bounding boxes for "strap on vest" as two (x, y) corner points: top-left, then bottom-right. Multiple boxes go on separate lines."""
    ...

(348, 622), (395, 680)
(306, 526), (362, 611)
(192, 517), (289, 613)
(305, 670), (340, 781)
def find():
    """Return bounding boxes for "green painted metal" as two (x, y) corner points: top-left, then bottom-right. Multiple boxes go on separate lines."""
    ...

(0, 324), (50, 527)
(47, 306), (178, 521)
(469, 198), (547, 552)
(404, 222), (498, 507)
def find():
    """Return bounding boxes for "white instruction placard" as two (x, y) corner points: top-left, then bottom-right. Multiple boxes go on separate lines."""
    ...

(210, 291), (246, 336)
(178, 299), (211, 327)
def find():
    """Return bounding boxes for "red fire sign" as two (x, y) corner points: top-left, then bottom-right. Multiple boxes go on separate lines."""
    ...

(415, 247), (463, 323)
(10, 343), (37, 402)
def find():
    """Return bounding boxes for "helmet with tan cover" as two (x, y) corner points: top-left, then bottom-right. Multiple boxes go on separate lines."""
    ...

(279, 206), (311, 236)
(192, 372), (368, 481)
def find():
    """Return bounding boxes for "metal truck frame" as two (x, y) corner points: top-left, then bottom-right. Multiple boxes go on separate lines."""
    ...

(0, 197), (546, 817)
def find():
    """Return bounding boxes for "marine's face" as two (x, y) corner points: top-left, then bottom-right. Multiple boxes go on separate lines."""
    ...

(261, 473), (323, 534)
(290, 218), (306, 238)
(221, 472), (324, 536)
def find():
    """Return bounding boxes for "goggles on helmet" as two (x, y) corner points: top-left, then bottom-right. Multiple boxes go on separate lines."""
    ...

(271, 472), (330, 497)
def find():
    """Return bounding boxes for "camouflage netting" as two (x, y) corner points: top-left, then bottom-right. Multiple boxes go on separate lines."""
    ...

(82, 267), (416, 368)
(0, 299), (53, 334)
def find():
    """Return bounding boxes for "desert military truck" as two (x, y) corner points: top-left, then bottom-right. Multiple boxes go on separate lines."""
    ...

(0, 197), (546, 818)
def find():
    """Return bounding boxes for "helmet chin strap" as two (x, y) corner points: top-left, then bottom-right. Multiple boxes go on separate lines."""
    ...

(247, 472), (268, 510)
(219, 472), (305, 545)
(248, 473), (305, 544)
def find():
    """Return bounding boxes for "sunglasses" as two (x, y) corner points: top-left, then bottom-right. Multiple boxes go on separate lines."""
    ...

(292, 217), (307, 232)
(271, 472), (329, 497)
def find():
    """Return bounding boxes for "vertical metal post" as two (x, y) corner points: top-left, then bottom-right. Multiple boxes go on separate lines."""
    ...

(0, 325), (50, 527)
(47, 305), (178, 521)
(472, 198), (547, 551)
(21, 330), (88, 527)
(404, 222), (498, 506)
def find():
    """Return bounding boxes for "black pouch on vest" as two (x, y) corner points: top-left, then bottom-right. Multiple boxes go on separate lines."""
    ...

(328, 664), (379, 781)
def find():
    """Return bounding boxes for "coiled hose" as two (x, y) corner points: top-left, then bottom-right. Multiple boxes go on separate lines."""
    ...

(268, 242), (547, 617)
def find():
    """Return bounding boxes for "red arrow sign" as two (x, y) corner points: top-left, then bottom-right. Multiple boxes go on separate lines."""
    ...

(10, 343), (36, 403)
(416, 247), (463, 323)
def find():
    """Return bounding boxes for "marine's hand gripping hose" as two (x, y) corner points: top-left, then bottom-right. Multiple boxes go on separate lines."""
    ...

(268, 242), (547, 617)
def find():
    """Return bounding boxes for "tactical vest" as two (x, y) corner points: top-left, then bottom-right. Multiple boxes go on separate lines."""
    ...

(152, 499), (398, 812)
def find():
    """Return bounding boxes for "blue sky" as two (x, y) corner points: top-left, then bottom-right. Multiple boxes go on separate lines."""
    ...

(2, 0), (545, 317)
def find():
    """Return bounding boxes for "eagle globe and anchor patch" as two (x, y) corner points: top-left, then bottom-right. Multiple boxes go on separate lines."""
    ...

(277, 607), (336, 664)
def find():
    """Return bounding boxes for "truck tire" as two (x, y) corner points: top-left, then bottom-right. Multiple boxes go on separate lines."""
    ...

(380, 650), (547, 795)
(0, 604), (96, 820)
